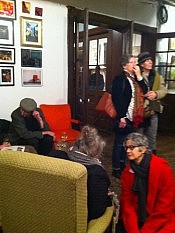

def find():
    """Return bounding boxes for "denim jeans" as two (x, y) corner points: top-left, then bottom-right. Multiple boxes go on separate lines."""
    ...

(138, 113), (158, 151)
(112, 132), (127, 172)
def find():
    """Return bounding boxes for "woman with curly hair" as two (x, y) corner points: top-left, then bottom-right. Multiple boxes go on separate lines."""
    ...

(49, 125), (112, 221)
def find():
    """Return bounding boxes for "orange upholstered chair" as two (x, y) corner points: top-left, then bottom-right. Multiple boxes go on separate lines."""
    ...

(40, 104), (80, 142)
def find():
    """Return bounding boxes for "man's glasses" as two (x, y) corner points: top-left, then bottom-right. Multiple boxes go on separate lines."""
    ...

(124, 145), (143, 151)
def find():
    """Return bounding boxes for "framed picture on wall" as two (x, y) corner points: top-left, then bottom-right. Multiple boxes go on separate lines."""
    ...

(22, 1), (31, 14)
(21, 49), (42, 67)
(0, 66), (14, 86)
(0, 0), (16, 20)
(20, 16), (43, 47)
(0, 47), (15, 64)
(21, 68), (42, 87)
(0, 19), (14, 46)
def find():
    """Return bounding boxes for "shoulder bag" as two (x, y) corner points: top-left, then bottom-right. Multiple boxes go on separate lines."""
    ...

(95, 92), (117, 118)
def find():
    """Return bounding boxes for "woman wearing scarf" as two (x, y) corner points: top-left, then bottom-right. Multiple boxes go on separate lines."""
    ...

(120, 132), (175, 233)
(111, 55), (148, 178)
(49, 125), (112, 221)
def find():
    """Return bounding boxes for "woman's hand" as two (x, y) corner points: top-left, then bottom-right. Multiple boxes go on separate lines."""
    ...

(133, 65), (142, 80)
(145, 91), (157, 100)
(119, 118), (127, 128)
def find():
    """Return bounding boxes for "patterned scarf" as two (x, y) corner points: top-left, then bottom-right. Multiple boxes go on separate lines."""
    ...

(125, 72), (144, 128)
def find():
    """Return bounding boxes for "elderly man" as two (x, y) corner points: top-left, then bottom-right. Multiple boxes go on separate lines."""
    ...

(8, 98), (55, 155)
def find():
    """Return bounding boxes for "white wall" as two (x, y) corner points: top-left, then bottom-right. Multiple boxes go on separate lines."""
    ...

(0, 0), (68, 120)
(1, 0), (173, 121)
(54, 0), (157, 27)
(158, 5), (175, 33)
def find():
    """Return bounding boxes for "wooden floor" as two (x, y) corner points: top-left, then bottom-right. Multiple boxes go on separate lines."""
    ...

(101, 132), (175, 195)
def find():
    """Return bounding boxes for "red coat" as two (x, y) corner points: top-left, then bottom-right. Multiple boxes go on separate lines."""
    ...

(120, 154), (175, 233)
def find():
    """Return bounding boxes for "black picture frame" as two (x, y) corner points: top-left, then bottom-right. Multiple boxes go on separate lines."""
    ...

(0, 0), (16, 20)
(0, 19), (14, 46)
(21, 49), (42, 67)
(0, 66), (14, 86)
(0, 47), (15, 64)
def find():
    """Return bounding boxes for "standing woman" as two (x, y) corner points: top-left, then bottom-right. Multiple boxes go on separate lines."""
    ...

(138, 52), (167, 154)
(111, 54), (148, 178)
(120, 132), (175, 233)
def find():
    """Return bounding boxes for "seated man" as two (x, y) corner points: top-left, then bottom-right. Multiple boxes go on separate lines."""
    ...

(8, 98), (55, 155)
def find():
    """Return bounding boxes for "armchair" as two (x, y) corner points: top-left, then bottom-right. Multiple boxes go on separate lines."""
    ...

(0, 150), (114, 233)
(40, 104), (80, 142)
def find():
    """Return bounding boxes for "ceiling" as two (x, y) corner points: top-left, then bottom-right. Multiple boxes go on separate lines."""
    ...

(139, 0), (175, 6)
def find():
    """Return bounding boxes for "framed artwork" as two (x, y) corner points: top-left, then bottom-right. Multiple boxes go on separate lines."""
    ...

(22, 1), (30, 14)
(21, 68), (42, 87)
(0, 66), (14, 86)
(0, 19), (14, 46)
(21, 48), (42, 67)
(0, 0), (16, 19)
(20, 16), (42, 47)
(35, 7), (43, 17)
(0, 47), (15, 64)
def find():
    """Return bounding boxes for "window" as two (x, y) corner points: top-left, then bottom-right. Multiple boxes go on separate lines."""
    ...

(155, 36), (175, 93)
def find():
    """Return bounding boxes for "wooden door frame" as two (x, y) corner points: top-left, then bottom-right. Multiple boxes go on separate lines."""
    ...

(67, 6), (157, 124)
(67, 7), (133, 122)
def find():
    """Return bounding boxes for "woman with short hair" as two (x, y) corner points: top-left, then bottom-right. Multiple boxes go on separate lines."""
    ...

(120, 132), (175, 233)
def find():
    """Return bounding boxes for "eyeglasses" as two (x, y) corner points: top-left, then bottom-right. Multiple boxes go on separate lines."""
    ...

(124, 145), (143, 151)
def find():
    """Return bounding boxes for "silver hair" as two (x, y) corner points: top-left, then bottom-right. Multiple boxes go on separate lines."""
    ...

(74, 125), (105, 158)
(120, 54), (134, 66)
(124, 132), (149, 149)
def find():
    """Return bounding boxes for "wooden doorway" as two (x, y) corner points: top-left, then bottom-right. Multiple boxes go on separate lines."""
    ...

(67, 7), (133, 132)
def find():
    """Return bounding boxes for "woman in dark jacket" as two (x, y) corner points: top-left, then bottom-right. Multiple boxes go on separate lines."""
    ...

(49, 125), (112, 221)
(111, 54), (148, 178)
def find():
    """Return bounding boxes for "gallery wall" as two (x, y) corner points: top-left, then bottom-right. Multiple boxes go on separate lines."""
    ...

(0, 0), (68, 120)
(1, 0), (175, 121)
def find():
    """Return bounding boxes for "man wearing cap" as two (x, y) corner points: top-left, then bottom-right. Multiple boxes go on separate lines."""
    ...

(137, 52), (167, 154)
(8, 98), (55, 155)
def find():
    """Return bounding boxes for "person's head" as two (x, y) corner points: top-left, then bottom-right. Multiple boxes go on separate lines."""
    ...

(124, 132), (150, 164)
(20, 98), (37, 117)
(120, 54), (136, 74)
(138, 52), (153, 72)
(95, 65), (100, 74)
(74, 125), (105, 159)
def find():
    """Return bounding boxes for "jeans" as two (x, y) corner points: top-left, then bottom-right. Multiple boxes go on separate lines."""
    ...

(112, 133), (126, 172)
(138, 114), (158, 151)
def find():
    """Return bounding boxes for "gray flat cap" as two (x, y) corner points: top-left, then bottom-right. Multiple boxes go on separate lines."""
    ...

(20, 98), (37, 112)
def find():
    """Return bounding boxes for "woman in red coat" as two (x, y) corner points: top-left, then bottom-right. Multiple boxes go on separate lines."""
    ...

(120, 132), (175, 233)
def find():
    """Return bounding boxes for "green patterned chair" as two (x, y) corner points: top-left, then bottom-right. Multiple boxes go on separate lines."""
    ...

(0, 150), (114, 233)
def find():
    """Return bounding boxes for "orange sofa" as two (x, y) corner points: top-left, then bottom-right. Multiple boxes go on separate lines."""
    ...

(40, 104), (80, 142)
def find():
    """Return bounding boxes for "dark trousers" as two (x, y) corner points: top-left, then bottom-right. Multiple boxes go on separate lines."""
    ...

(112, 133), (126, 172)
(14, 135), (53, 155)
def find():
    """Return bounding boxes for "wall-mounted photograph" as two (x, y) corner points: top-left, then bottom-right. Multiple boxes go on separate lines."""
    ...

(22, 1), (31, 14)
(21, 68), (42, 87)
(0, 47), (15, 64)
(0, 19), (14, 46)
(35, 7), (43, 17)
(21, 49), (42, 67)
(0, 66), (14, 86)
(0, 0), (16, 19)
(20, 16), (42, 47)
